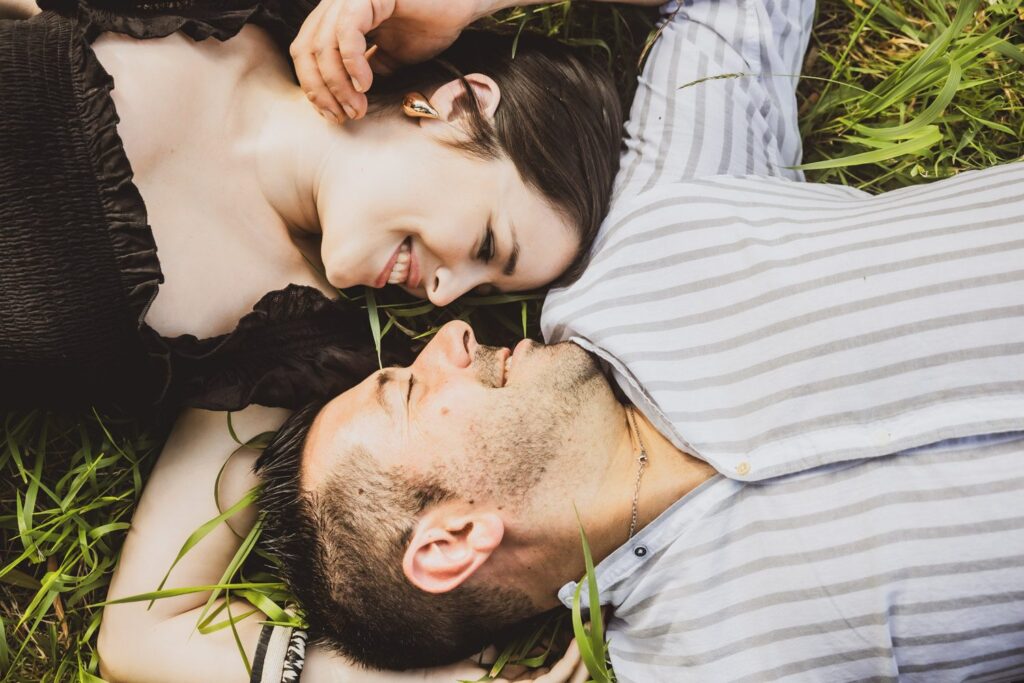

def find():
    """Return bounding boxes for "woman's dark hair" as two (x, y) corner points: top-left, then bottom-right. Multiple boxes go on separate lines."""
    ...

(369, 30), (624, 285)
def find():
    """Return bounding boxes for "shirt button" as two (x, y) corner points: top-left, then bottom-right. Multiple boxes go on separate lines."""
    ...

(736, 461), (751, 476)
(634, 546), (648, 558)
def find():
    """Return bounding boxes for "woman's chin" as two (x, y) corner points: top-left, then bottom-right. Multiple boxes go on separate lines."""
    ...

(324, 272), (362, 291)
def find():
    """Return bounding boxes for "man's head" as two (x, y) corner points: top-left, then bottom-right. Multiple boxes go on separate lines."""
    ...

(256, 321), (623, 669)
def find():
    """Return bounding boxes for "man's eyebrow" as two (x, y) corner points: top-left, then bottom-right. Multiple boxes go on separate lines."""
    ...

(375, 371), (394, 415)
(504, 223), (520, 277)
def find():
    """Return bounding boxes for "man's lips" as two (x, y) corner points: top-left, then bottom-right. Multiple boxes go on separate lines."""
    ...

(499, 339), (535, 386)
(512, 338), (533, 361)
(498, 347), (511, 387)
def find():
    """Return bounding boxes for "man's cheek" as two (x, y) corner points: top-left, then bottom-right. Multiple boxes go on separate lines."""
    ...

(428, 384), (486, 419)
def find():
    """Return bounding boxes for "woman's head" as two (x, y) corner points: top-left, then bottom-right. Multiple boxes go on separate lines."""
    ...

(316, 31), (623, 305)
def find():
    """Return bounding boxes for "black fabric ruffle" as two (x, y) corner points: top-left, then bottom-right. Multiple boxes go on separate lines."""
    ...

(1, 12), (166, 409)
(75, 21), (173, 402)
(37, 0), (318, 49)
(162, 285), (403, 412)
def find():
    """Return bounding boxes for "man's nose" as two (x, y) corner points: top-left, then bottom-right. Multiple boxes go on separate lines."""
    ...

(414, 320), (477, 373)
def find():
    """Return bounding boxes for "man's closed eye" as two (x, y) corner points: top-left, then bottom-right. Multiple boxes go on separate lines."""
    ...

(406, 373), (415, 416)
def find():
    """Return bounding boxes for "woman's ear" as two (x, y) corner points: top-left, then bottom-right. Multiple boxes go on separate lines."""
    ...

(402, 506), (505, 594)
(429, 73), (502, 123)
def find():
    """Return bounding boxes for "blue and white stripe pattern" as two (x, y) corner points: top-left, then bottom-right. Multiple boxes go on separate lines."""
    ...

(544, 0), (1024, 679)
(542, 0), (1024, 481)
(558, 434), (1024, 682)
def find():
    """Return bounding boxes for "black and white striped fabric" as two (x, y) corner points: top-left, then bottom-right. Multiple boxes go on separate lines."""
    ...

(542, 0), (1024, 482)
(558, 433), (1024, 682)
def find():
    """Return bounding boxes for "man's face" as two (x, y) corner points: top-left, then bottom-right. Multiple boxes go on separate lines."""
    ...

(302, 321), (609, 499)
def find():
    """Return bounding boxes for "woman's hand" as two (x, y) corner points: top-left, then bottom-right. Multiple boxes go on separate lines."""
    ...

(291, 0), (492, 123)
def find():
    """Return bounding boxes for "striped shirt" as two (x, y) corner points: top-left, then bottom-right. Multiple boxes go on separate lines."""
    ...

(544, 0), (1024, 679)
(558, 433), (1024, 682)
(541, 0), (1024, 481)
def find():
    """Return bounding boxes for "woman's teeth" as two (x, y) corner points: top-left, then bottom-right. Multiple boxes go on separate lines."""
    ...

(387, 240), (411, 285)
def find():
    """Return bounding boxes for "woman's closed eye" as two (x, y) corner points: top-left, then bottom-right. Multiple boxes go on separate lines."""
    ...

(476, 224), (496, 263)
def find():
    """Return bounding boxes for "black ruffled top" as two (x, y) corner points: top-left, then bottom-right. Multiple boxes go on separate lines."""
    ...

(0, 0), (396, 413)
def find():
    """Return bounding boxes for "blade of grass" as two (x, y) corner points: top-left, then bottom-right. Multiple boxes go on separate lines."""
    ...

(795, 126), (943, 170)
(365, 288), (384, 368)
(149, 488), (259, 607)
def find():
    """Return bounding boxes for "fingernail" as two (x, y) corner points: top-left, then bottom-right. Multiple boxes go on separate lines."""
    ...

(321, 109), (339, 124)
(351, 75), (364, 93)
(343, 104), (357, 119)
(364, 44), (379, 59)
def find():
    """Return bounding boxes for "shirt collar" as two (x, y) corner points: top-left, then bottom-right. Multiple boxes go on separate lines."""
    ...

(557, 472), (728, 610)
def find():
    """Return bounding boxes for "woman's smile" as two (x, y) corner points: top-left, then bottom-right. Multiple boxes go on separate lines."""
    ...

(376, 237), (420, 288)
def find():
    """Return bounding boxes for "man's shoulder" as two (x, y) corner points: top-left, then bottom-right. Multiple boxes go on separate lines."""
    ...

(544, 174), (864, 317)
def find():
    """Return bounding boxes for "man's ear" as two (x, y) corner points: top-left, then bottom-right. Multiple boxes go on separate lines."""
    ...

(429, 73), (502, 123)
(402, 505), (505, 594)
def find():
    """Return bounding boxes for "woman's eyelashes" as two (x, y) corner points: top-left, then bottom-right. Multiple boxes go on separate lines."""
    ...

(476, 225), (496, 263)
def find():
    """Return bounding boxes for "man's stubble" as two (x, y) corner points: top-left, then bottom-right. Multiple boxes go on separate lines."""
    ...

(453, 342), (610, 504)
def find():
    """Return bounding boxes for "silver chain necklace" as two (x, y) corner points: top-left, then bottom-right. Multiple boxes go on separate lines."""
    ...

(625, 407), (649, 539)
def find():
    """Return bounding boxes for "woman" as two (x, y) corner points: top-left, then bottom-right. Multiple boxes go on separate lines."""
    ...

(0, 0), (623, 412)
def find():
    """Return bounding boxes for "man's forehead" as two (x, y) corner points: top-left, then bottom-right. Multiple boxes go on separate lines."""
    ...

(301, 375), (393, 490)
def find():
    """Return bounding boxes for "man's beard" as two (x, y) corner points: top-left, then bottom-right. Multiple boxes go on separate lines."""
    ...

(473, 340), (604, 393)
(452, 341), (609, 502)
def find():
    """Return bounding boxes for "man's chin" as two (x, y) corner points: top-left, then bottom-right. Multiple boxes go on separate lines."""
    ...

(538, 340), (608, 392)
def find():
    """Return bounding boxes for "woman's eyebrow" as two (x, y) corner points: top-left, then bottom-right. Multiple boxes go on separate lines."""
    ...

(503, 223), (520, 277)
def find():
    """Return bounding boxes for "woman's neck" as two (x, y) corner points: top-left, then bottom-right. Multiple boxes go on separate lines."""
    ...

(243, 86), (412, 235)
(243, 87), (338, 234)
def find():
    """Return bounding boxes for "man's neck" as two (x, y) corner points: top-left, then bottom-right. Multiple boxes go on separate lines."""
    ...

(501, 405), (715, 610)
(628, 409), (716, 537)
(585, 407), (715, 557)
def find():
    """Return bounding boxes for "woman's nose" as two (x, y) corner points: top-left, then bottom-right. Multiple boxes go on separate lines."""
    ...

(428, 265), (484, 307)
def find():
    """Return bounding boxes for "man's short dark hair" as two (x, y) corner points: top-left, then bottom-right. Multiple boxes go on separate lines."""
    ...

(255, 403), (541, 670)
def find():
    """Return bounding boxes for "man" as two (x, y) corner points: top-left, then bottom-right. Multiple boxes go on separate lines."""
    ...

(258, 308), (1024, 680)
(256, 0), (1024, 678)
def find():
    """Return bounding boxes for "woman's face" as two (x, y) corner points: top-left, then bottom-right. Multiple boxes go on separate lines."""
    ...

(316, 118), (578, 306)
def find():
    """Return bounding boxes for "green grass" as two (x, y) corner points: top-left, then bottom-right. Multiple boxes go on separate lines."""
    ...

(3, 1), (1023, 680)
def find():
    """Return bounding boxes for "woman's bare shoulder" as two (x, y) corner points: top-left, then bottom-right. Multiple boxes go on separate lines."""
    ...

(0, 0), (40, 19)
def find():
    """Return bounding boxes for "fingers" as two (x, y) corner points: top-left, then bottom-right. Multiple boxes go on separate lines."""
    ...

(533, 640), (582, 683)
(570, 655), (590, 683)
(315, 0), (368, 119)
(314, 43), (365, 120)
(291, 0), (395, 123)
(291, 3), (344, 122)
(294, 58), (345, 123)
(335, 17), (374, 95)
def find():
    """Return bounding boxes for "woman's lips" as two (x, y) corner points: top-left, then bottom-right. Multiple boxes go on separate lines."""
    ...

(406, 244), (421, 289)
(374, 240), (406, 288)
